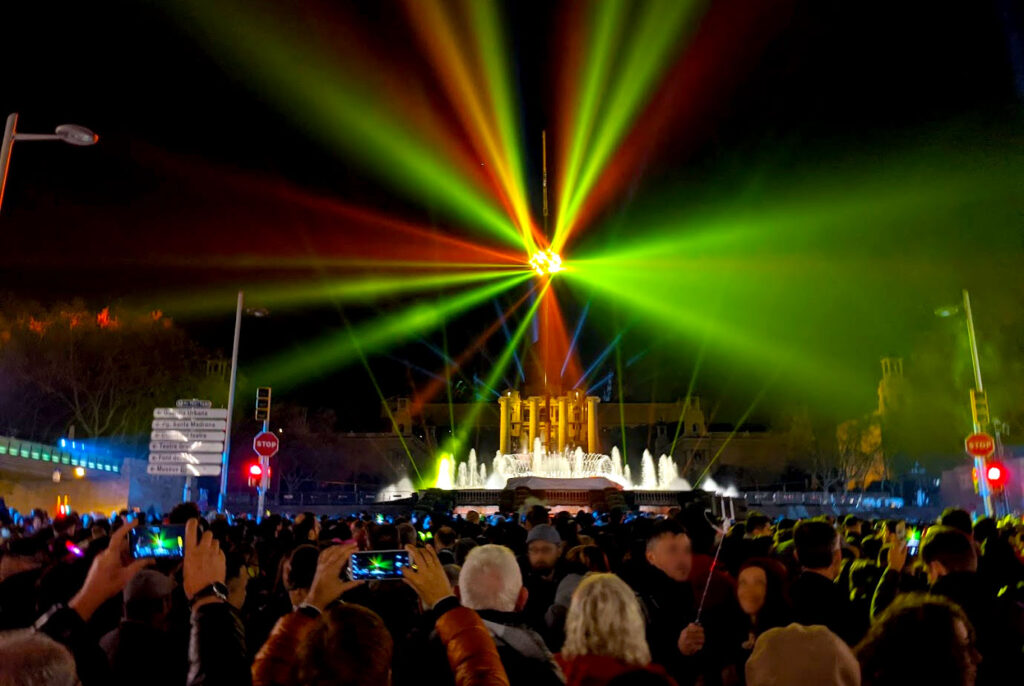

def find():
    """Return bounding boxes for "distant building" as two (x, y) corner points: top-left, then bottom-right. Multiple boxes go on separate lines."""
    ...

(836, 357), (907, 487)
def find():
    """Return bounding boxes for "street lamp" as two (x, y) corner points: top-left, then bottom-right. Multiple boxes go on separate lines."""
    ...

(215, 293), (271, 513)
(1, 113), (99, 214)
(935, 289), (994, 516)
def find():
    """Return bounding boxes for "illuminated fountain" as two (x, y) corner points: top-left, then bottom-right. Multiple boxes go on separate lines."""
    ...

(432, 438), (689, 491)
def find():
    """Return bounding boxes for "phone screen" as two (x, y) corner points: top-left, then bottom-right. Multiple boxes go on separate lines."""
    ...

(129, 524), (186, 559)
(906, 529), (921, 557)
(349, 550), (412, 580)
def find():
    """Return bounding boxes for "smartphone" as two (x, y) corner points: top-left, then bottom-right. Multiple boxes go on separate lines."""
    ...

(349, 550), (413, 580)
(906, 529), (921, 557)
(129, 524), (186, 559)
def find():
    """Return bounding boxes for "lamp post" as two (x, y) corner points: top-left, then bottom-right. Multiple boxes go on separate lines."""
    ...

(216, 291), (245, 513)
(935, 289), (994, 517)
(1, 113), (99, 214)
(213, 294), (273, 513)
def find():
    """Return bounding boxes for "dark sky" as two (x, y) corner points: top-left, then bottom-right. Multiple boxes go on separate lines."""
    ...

(2, 0), (1022, 428)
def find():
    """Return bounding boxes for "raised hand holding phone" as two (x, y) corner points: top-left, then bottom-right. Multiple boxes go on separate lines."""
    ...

(69, 522), (153, 621)
(401, 544), (452, 609)
(305, 543), (362, 612)
(183, 518), (226, 609)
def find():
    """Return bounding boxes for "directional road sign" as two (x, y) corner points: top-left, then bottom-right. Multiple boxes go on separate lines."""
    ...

(152, 419), (227, 431)
(150, 400), (227, 476)
(154, 408), (228, 419)
(147, 463), (222, 476)
(148, 452), (225, 465)
(150, 430), (226, 442)
(149, 441), (223, 453)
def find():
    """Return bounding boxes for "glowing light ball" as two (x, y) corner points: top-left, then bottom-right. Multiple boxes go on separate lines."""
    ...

(529, 249), (563, 276)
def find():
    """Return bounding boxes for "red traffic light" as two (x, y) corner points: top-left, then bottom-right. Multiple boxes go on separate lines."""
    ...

(986, 462), (1006, 487)
(248, 463), (263, 477)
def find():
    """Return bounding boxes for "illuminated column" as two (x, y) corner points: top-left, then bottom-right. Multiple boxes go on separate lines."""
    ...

(586, 396), (600, 453)
(557, 396), (567, 453)
(498, 395), (510, 455)
(528, 397), (539, 448)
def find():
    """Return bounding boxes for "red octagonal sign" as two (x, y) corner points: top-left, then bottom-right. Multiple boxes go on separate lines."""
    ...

(965, 432), (995, 458)
(253, 431), (280, 458)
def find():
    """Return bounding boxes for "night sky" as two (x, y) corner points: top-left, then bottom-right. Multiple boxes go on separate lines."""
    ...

(3, 0), (1023, 429)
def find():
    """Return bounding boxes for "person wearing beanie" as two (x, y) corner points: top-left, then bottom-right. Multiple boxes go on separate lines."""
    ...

(746, 624), (860, 686)
(520, 524), (568, 648)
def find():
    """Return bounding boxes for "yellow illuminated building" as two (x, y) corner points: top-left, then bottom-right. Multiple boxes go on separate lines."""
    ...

(497, 388), (601, 455)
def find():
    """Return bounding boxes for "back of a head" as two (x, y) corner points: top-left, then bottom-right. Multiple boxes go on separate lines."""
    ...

(458, 544), (522, 612)
(676, 504), (715, 554)
(793, 520), (839, 570)
(294, 604), (393, 686)
(746, 512), (770, 533)
(453, 537), (478, 566)
(939, 508), (973, 537)
(286, 545), (320, 591)
(972, 517), (997, 545)
(0, 629), (77, 686)
(855, 593), (976, 686)
(435, 526), (457, 548)
(746, 624), (859, 686)
(396, 522), (417, 547)
(368, 524), (399, 551)
(168, 502), (201, 524)
(526, 505), (550, 528)
(921, 526), (977, 574)
(566, 544), (610, 572)
(562, 573), (650, 666)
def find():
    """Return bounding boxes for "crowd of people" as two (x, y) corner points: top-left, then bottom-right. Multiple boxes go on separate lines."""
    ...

(1, 499), (1023, 686)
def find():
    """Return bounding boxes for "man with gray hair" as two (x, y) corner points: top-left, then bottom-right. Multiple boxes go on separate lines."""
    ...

(457, 544), (564, 686)
(0, 629), (77, 686)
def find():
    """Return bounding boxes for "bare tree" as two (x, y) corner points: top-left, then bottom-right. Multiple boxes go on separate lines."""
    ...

(0, 298), (218, 444)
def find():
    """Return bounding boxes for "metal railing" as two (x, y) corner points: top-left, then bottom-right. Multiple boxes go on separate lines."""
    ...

(743, 491), (904, 509)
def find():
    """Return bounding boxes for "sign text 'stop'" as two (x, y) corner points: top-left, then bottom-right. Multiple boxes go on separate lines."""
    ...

(965, 432), (996, 458)
(253, 431), (280, 458)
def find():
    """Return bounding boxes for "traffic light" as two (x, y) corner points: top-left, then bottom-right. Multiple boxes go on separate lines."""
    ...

(970, 389), (990, 428)
(985, 461), (1006, 493)
(247, 462), (262, 487)
(255, 387), (272, 421)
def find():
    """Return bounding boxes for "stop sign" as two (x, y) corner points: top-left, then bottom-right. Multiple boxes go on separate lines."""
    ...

(965, 432), (995, 458)
(253, 431), (280, 458)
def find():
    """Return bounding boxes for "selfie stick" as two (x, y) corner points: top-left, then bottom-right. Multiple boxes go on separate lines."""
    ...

(695, 507), (731, 624)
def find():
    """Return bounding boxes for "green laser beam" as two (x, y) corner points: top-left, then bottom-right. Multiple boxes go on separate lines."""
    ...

(669, 342), (705, 458)
(446, 279), (550, 456)
(694, 377), (774, 487)
(254, 272), (531, 386)
(559, 0), (703, 246)
(347, 320), (422, 481)
(179, 0), (522, 247)
(154, 269), (529, 318)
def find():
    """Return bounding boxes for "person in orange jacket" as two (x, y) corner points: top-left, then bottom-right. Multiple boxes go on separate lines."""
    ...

(252, 543), (509, 686)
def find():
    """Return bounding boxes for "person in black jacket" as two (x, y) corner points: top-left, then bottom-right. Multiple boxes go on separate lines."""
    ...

(628, 519), (704, 686)
(32, 523), (153, 686)
(789, 520), (860, 644)
(872, 526), (1024, 685)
